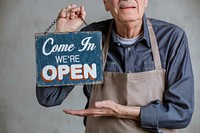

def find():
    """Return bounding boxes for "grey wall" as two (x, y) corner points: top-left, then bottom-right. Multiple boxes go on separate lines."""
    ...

(0, 0), (199, 133)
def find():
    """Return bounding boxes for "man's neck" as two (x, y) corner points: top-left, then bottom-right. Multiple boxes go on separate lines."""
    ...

(115, 19), (143, 39)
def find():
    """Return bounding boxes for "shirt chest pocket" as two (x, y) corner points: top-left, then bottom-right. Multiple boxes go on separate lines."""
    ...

(143, 60), (166, 71)
(105, 61), (117, 72)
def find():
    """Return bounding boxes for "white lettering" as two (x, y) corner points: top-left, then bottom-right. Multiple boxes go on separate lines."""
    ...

(70, 55), (80, 63)
(58, 65), (70, 80)
(78, 37), (96, 52)
(83, 63), (97, 79)
(42, 38), (75, 56)
(55, 55), (68, 63)
(41, 64), (97, 82)
(70, 64), (83, 80)
(42, 65), (57, 81)
(42, 38), (54, 56)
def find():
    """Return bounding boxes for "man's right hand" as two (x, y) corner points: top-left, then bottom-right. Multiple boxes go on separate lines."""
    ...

(56, 4), (86, 32)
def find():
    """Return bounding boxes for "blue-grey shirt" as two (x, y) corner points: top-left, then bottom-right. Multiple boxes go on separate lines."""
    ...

(36, 15), (194, 131)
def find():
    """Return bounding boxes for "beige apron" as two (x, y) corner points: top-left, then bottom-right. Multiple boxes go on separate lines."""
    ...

(85, 19), (176, 133)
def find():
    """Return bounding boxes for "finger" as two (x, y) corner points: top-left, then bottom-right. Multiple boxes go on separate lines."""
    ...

(63, 108), (105, 117)
(80, 6), (86, 19)
(64, 7), (80, 20)
(63, 109), (91, 116)
(59, 8), (67, 18)
(71, 4), (77, 8)
(66, 4), (77, 13)
(71, 8), (81, 14)
(58, 4), (77, 18)
(70, 8), (81, 19)
(66, 5), (72, 12)
(91, 108), (116, 117)
(95, 100), (114, 108)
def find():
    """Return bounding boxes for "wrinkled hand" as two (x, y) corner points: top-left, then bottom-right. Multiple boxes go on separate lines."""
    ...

(63, 100), (120, 117)
(56, 4), (86, 32)
(63, 100), (140, 120)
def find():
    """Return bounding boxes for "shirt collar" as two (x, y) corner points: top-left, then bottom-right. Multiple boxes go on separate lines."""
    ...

(111, 15), (151, 48)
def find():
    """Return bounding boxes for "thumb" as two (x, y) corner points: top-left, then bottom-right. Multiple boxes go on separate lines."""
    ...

(80, 5), (86, 19)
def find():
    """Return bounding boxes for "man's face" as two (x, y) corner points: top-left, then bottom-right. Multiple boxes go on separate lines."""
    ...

(103, 0), (148, 22)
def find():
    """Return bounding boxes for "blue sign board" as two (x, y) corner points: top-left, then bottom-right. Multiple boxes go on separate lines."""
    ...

(35, 32), (103, 87)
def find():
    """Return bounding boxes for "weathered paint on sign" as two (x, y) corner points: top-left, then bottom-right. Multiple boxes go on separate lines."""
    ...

(35, 32), (103, 87)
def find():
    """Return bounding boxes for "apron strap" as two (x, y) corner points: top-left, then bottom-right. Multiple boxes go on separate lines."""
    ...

(102, 20), (113, 70)
(147, 19), (162, 70)
(102, 19), (162, 71)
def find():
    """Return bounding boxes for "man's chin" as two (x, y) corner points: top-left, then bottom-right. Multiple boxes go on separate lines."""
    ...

(116, 17), (142, 23)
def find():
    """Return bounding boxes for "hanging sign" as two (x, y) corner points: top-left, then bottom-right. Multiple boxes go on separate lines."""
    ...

(35, 32), (103, 87)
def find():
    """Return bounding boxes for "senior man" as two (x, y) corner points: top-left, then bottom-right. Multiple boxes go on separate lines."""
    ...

(36, 0), (194, 132)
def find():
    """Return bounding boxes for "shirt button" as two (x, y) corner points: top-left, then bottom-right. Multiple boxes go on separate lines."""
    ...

(117, 43), (120, 46)
(128, 47), (131, 51)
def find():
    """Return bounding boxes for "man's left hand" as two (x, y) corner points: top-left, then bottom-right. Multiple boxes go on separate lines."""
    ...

(63, 100), (140, 120)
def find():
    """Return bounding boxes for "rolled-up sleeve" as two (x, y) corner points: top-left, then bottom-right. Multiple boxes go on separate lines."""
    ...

(140, 29), (194, 129)
(36, 85), (74, 107)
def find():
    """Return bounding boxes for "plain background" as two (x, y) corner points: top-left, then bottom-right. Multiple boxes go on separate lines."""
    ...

(0, 0), (199, 133)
